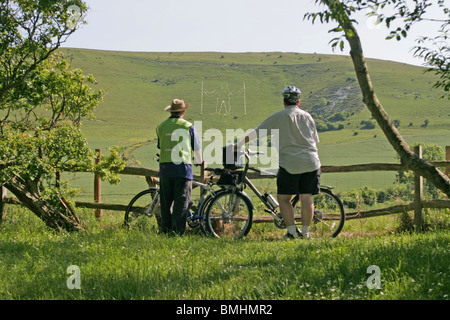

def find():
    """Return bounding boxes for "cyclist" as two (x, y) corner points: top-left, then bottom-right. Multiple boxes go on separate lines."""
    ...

(237, 86), (321, 239)
(156, 99), (202, 235)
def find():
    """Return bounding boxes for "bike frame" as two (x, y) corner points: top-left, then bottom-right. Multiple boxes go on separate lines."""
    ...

(188, 173), (224, 222)
(144, 188), (160, 217)
(234, 149), (281, 217)
(237, 148), (334, 209)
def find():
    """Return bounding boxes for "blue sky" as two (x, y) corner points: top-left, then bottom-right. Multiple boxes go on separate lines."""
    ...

(62, 0), (446, 66)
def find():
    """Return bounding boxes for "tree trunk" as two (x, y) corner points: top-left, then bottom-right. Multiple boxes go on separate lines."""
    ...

(323, 0), (450, 198)
(5, 177), (85, 232)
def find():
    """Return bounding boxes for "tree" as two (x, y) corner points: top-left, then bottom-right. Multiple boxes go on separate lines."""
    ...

(0, 1), (125, 231)
(361, 120), (376, 129)
(370, 0), (450, 99)
(396, 143), (446, 199)
(1, 0), (84, 102)
(305, 0), (450, 197)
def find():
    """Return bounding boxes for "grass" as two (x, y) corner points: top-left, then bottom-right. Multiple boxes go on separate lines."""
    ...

(0, 206), (448, 300)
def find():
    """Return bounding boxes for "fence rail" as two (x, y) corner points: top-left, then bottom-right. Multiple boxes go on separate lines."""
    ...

(2, 147), (450, 228)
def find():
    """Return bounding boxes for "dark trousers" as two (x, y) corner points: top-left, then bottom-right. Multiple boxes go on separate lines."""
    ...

(159, 177), (192, 235)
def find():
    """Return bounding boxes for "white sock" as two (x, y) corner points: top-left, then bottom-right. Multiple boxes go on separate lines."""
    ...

(287, 225), (298, 237)
(302, 225), (310, 238)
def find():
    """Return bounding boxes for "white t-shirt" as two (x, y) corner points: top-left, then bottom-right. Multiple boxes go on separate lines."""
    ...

(250, 105), (321, 174)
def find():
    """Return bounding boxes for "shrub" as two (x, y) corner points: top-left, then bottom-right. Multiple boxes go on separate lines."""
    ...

(360, 120), (376, 129)
(395, 142), (445, 199)
(359, 186), (377, 206)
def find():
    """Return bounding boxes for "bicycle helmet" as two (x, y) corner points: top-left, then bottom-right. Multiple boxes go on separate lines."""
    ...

(282, 86), (302, 104)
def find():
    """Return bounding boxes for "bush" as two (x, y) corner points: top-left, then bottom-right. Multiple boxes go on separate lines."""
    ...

(340, 190), (360, 209)
(382, 185), (413, 202)
(339, 185), (412, 209)
(316, 121), (344, 133)
(395, 142), (445, 199)
(359, 186), (377, 206)
(328, 112), (346, 122)
(360, 120), (376, 129)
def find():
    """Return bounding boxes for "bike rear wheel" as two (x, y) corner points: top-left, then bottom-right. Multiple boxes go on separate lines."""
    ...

(124, 188), (161, 232)
(204, 189), (253, 239)
(291, 188), (345, 238)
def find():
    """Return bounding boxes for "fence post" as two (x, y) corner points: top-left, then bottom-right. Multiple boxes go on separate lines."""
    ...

(446, 146), (450, 177)
(56, 171), (61, 189)
(94, 149), (102, 221)
(414, 145), (423, 231)
(0, 186), (6, 221)
(200, 161), (205, 183)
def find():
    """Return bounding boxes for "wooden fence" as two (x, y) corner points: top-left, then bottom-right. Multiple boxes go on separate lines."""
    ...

(2, 147), (450, 229)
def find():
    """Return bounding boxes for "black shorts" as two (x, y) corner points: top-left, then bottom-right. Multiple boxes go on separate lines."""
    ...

(276, 167), (321, 195)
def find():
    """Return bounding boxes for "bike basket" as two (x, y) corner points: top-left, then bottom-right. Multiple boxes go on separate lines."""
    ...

(222, 145), (244, 170)
(217, 171), (242, 187)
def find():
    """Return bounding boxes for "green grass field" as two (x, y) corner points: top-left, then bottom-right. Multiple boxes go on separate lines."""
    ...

(0, 206), (448, 300)
(1, 49), (448, 301)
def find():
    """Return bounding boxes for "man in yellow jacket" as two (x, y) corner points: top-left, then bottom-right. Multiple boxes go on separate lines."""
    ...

(156, 99), (202, 235)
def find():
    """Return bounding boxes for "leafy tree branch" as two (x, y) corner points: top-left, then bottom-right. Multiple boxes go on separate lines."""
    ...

(305, 0), (450, 197)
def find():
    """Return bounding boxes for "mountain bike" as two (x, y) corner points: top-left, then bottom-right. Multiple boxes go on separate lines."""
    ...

(203, 147), (345, 239)
(123, 166), (223, 234)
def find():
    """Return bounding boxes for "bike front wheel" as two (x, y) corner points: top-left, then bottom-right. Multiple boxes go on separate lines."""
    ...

(124, 188), (161, 232)
(291, 188), (345, 238)
(204, 189), (253, 239)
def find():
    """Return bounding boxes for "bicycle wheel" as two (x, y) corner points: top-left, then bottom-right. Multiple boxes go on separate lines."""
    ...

(195, 190), (218, 231)
(186, 184), (216, 232)
(291, 188), (345, 238)
(204, 189), (253, 239)
(124, 188), (161, 232)
(194, 190), (225, 236)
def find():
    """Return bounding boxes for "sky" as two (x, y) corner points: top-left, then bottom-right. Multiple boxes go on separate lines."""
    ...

(62, 0), (448, 67)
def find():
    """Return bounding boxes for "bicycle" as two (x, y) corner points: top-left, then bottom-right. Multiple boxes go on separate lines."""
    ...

(203, 147), (345, 239)
(123, 165), (223, 234)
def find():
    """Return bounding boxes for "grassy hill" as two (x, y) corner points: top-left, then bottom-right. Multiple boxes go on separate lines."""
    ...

(60, 48), (449, 199)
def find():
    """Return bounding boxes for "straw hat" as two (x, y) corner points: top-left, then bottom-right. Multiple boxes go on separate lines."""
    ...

(164, 99), (189, 112)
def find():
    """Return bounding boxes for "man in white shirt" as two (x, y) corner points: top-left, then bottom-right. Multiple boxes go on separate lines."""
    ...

(237, 86), (321, 239)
